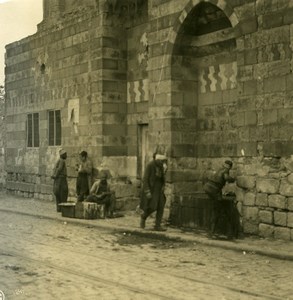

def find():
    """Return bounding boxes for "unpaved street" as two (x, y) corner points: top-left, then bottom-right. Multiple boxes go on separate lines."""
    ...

(0, 211), (292, 300)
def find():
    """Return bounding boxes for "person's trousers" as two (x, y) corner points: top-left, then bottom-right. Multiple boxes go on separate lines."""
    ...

(53, 177), (68, 212)
(76, 173), (89, 201)
(142, 194), (166, 227)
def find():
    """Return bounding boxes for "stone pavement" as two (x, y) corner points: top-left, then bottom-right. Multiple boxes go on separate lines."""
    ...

(1, 191), (293, 262)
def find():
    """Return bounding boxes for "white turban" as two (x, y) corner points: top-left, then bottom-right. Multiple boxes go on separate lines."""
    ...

(59, 149), (67, 156)
(155, 154), (167, 161)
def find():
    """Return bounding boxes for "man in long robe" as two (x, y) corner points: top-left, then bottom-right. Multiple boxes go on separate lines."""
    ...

(140, 154), (168, 231)
(52, 149), (68, 212)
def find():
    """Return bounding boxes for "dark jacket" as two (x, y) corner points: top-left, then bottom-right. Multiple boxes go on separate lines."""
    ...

(52, 158), (67, 178)
(204, 167), (234, 196)
(140, 160), (165, 212)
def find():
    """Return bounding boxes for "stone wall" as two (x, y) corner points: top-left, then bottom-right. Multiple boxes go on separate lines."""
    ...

(4, 0), (293, 239)
(0, 85), (5, 189)
(235, 157), (293, 240)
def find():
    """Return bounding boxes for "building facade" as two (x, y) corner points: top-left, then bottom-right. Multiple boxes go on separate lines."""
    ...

(4, 0), (293, 240)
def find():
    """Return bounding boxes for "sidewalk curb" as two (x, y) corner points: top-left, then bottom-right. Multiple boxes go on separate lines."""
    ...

(2, 208), (293, 262)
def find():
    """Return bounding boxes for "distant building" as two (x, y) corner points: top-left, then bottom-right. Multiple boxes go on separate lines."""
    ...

(4, 0), (293, 240)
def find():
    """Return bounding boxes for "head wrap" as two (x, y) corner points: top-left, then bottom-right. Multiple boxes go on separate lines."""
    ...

(155, 154), (167, 161)
(79, 150), (87, 157)
(59, 149), (66, 156)
(223, 160), (233, 169)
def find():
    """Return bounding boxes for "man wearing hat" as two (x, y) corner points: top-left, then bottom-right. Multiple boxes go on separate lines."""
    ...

(139, 153), (168, 231)
(203, 160), (235, 235)
(76, 150), (93, 201)
(51, 149), (68, 212)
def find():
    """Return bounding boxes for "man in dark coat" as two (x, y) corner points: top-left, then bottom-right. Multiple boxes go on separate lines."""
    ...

(52, 149), (68, 212)
(76, 150), (93, 201)
(140, 154), (168, 231)
(203, 160), (235, 234)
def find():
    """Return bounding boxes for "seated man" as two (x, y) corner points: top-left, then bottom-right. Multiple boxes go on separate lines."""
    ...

(86, 172), (116, 218)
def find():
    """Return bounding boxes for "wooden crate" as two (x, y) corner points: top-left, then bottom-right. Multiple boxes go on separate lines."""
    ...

(75, 202), (99, 219)
(59, 202), (76, 218)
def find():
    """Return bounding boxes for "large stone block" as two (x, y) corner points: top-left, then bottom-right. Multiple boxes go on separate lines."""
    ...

(274, 211), (287, 227)
(288, 197), (293, 211)
(262, 11), (283, 29)
(112, 183), (138, 198)
(287, 212), (293, 228)
(259, 210), (273, 224)
(256, 178), (280, 194)
(242, 220), (259, 234)
(274, 227), (291, 241)
(237, 176), (255, 189)
(115, 197), (139, 211)
(268, 194), (287, 209)
(256, 193), (268, 206)
(243, 206), (259, 222)
(280, 179), (293, 196)
(243, 192), (255, 206)
(259, 223), (274, 238)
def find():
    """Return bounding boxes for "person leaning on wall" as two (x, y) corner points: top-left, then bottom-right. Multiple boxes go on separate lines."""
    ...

(51, 149), (68, 212)
(203, 160), (235, 236)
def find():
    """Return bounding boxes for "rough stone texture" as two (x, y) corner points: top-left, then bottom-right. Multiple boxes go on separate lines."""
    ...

(256, 178), (280, 194)
(243, 206), (259, 223)
(0, 88), (5, 189)
(274, 226), (291, 241)
(242, 220), (259, 235)
(268, 194), (287, 209)
(288, 197), (293, 211)
(259, 210), (273, 224)
(287, 212), (293, 228)
(255, 193), (268, 207)
(243, 192), (255, 206)
(4, 0), (293, 240)
(236, 176), (255, 189)
(259, 223), (274, 238)
(279, 179), (293, 196)
(274, 211), (287, 227)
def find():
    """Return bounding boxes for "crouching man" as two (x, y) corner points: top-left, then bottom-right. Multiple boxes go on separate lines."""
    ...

(86, 172), (116, 218)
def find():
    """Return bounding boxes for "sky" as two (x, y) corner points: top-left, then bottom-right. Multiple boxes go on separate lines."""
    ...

(0, 0), (43, 85)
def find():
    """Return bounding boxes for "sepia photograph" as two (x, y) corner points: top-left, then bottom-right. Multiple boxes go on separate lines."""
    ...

(0, 0), (293, 299)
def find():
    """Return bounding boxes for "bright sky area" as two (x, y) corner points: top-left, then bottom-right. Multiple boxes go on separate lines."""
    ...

(0, 0), (43, 85)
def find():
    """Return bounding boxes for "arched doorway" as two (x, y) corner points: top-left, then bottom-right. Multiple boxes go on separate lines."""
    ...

(169, 1), (238, 230)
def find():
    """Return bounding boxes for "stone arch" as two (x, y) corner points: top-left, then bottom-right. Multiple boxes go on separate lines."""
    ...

(168, 0), (240, 48)
(167, 0), (241, 230)
(166, 0), (239, 186)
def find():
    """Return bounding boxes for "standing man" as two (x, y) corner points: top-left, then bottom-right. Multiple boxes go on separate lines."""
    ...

(203, 160), (235, 235)
(76, 150), (93, 201)
(86, 171), (116, 218)
(140, 154), (168, 231)
(52, 149), (68, 212)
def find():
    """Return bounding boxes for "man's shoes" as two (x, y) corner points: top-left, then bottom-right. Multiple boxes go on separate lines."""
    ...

(140, 217), (146, 229)
(153, 226), (167, 231)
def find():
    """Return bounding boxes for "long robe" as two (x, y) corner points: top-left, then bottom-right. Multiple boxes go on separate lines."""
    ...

(140, 159), (165, 213)
(52, 158), (68, 211)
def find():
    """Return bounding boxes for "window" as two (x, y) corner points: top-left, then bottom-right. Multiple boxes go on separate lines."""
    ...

(27, 113), (39, 147)
(48, 110), (61, 146)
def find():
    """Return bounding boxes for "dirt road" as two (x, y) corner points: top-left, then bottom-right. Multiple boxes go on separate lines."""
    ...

(0, 211), (292, 299)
